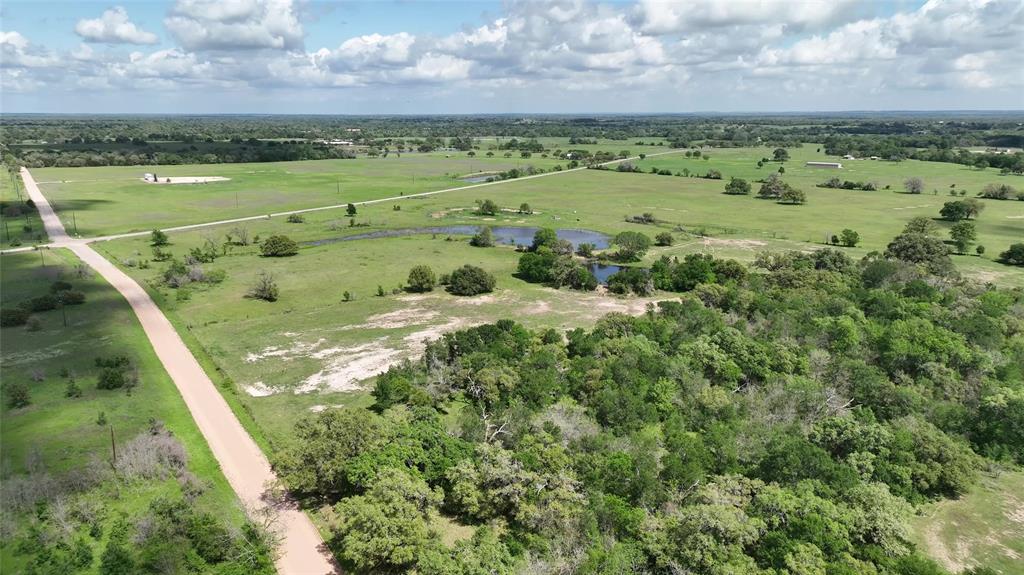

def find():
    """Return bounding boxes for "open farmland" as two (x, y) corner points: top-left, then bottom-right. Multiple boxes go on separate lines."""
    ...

(0, 170), (45, 249)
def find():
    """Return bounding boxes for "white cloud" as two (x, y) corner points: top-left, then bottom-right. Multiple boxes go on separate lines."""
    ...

(0, 31), (59, 68)
(165, 0), (304, 51)
(75, 7), (158, 45)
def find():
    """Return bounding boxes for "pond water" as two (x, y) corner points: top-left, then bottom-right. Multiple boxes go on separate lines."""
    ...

(305, 226), (611, 250)
(586, 262), (624, 284)
(459, 175), (494, 183)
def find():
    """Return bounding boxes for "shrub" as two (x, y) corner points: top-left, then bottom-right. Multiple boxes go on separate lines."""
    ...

(260, 235), (299, 257)
(607, 268), (654, 296)
(6, 382), (30, 408)
(1, 308), (30, 327)
(576, 243), (595, 258)
(655, 232), (674, 246)
(999, 243), (1024, 266)
(904, 177), (924, 194)
(20, 294), (58, 312)
(470, 226), (495, 247)
(346, 203), (357, 216)
(407, 265), (437, 293)
(50, 280), (73, 293)
(65, 380), (82, 398)
(247, 271), (279, 301)
(150, 230), (169, 246)
(840, 229), (860, 247)
(518, 203), (532, 214)
(286, 213), (305, 223)
(613, 231), (652, 261)
(477, 199), (499, 216)
(724, 177), (751, 195)
(97, 367), (126, 390)
(59, 290), (86, 305)
(447, 265), (496, 296)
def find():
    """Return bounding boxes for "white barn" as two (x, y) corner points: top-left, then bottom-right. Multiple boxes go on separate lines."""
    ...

(805, 161), (842, 169)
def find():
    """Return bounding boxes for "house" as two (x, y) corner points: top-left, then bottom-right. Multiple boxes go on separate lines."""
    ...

(806, 161), (842, 169)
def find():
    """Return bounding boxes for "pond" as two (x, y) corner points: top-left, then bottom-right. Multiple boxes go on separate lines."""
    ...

(586, 262), (624, 284)
(459, 175), (494, 183)
(305, 226), (611, 250)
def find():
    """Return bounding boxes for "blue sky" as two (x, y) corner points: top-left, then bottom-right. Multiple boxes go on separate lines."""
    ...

(1, 0), (1021, 114)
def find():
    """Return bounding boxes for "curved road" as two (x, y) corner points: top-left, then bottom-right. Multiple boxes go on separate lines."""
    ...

(19, 168), (338, 575)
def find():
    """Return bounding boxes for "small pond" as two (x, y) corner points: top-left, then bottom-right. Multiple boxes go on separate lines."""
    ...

(459, 175), (494, 183)
(305, 226), (611, 250)
(586, 263), (624, 284)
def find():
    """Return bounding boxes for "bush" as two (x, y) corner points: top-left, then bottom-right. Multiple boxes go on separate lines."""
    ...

(286, 213), (305, 223)
(470, 227), (495, 247)
(6, 382), (30, 408)
(150, 230), (169, 246)
(50, 280), (73, 293)
(576, 243), (595, 258)
(477, 199), (499, 216)
(260, 235), (299, 257)
(97, 367), (126, 390)
(247, 271), (279, 301)
(1, 308), (30, 327)
(59, 290), (86, 305)
(20, 294), (58, 312)
(840, 229), (860, 247)
(999, 243), (1024, 266)
(607, 268), (654, 295)
(613, 231), (652, 261)
(407, 265), (437, 292)
(447, 265), (496, 296)
(724, 177), (751, 195)
(655, 232), (674, 246)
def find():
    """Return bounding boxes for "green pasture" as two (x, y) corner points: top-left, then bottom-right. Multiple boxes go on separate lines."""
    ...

(93, 232), (660, 444)
(912, 469), (1024, 574)
(0, 170), (46, 249)
(0, 248), (245, 572)
(31, 152), (563, 237)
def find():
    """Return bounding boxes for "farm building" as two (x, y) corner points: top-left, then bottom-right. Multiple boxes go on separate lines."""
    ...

(806, 161), (843, 169)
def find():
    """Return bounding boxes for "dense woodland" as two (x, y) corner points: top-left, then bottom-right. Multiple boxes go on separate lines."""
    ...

(2, 113), (1022, 167)
(274, 240), (1024, 574)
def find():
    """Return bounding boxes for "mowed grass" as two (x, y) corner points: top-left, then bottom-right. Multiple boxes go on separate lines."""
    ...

(31, 152), (561, 237)
(0, 170), (46, 249)
(93, 232), (658, 444)
(912, 469), (1024, 574)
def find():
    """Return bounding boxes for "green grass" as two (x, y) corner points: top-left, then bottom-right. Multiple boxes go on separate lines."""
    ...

(31, 153), (565, 237)
(912, 468), (1024, 574)
(0, 169), (46, 249)
(0, 249), (245, 573)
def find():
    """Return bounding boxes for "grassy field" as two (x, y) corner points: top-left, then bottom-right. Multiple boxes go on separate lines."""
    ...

(0, 249), (245, 573)
(912, 469), (1024, 574)
(93, 233), (657, 444)
(29, 138), (676, 238)
(0, 169), (46, 249)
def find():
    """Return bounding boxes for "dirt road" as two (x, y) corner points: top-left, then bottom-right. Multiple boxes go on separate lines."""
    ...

(19, 168), (337, 575)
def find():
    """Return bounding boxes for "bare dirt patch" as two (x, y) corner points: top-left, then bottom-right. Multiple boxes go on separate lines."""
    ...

(348, 308), (440, 330)
(702, 237), (767, 250)
(144, 176), (231, 185)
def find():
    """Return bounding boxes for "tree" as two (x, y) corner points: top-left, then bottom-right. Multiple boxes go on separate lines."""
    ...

(885, 233), (953, 275)
(976, 245), (985, 256)
(773, 148), (790, 162)
(613, 231), (652, 261)
(758, 173), (788, 199)
(940, 201), (971, 221)
(519, 202), (532, 214)
(724, 177), (751, 195)
(407, 265), (437, 292)
(998, 243), (1024, 266)
(470, 226), (495, 247)
(840, 229), (860, 247)
(531, 228), (558, 251)
(904, 177), (924, 194)
(655, 232), (674, 246)
(950, 221), (976, 253)
(260, 235), (298, 257)
(332, 469), (442, 571)
(477, 199), (499, 216)
(346, 203), (357, 216)
(447, 265), (496, 296)
(150, 229), (169, 246)
(903, 216), (938, 235)
(247, 271), (279, 301)
(778, 187), (806, 205)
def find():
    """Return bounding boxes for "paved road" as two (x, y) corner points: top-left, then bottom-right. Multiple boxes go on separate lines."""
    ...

(18, 168), (338, 575)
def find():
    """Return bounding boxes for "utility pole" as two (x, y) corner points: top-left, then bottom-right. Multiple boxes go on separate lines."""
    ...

(72, 212), (78, 235)
(110, 425), (117, 468)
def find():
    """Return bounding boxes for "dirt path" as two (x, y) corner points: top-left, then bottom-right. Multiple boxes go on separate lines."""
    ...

(18, 168), (338, 575)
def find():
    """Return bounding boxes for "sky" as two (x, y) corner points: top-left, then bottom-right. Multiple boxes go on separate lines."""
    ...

(1, 0), (1022, 114)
